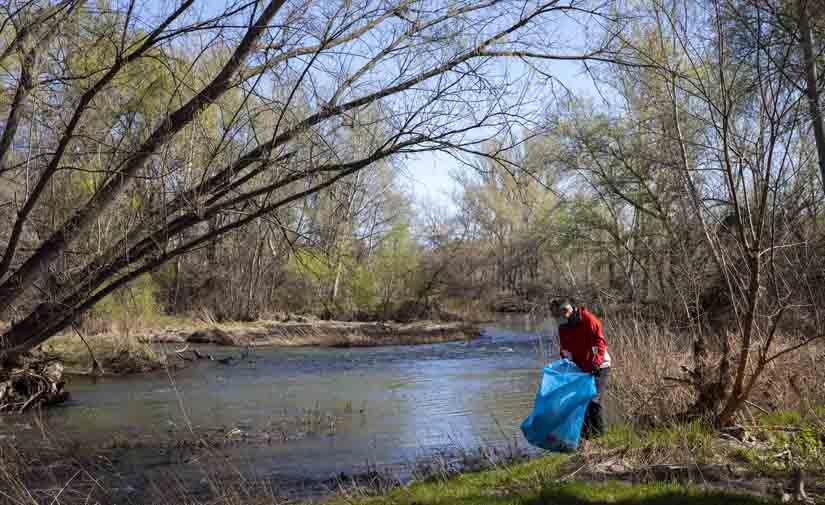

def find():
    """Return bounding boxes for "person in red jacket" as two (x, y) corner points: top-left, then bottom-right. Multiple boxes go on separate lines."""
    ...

(557, 301), (611, 438)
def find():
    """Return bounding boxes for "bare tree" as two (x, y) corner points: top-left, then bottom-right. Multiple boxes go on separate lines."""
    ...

(606, 0), (825, 425)
(0, 0), (620, 363)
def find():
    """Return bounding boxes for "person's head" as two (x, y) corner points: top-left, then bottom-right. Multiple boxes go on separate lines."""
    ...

(549, 298), (578, 323)
(558, 301), (575, 321)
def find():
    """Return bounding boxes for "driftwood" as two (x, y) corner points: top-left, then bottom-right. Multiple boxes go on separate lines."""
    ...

(174, 346), (249, 366)
(0, 360), (69, 413)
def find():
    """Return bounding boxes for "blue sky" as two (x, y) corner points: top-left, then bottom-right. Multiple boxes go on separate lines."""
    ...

(134, 0), (603, 209)
(402, 58), (601, 209)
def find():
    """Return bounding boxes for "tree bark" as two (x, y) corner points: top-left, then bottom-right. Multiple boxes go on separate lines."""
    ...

(798, 0), (825, 190)
(0, 0), (284, 312)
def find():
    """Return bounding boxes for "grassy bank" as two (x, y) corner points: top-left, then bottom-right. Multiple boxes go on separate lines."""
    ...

(151, 319), (480, 347)
(2, 405), (823, 502)
(41, 330), (171, 374)
(1, 422), (805, 505)
(29, 317), (480, 376)
(3, 316), (823, 503)
(335, 412), (824, 505)
(330, 454), (775, 505)
(2, 403), (823, 502)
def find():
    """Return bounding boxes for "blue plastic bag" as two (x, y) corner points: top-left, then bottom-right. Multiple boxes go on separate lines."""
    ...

(520, 359), (597, 452)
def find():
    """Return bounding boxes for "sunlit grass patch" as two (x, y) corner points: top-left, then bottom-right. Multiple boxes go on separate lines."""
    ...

(599, 412), (824, 480)
(40, 331), (168, 374)
(598, 421), (716, 464)
(758, 405), (825, 427)
(534, 480), (775, 505)
(338, 453), (775, 505)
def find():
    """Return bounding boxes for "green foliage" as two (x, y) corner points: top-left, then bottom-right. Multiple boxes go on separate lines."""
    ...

(288, 248), (336, 289)
(374, 221), (420, 304)
(92, 273), (161, 324)
(728, 408), (825, 476)
(600, 422), (644, 448)
(349, 265), (378, 310)
(759, 408), (814, 427)
(285, 221), (422, 315)
(792, 428), (823, 462)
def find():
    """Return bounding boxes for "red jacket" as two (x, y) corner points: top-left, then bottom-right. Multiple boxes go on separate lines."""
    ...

(558, 307), (607, 373)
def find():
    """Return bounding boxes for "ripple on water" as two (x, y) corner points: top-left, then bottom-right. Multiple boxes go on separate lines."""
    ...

(3, 323), (563, 491)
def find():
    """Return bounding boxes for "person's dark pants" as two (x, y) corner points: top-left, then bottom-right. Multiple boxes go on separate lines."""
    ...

(582, 367), (609, 439)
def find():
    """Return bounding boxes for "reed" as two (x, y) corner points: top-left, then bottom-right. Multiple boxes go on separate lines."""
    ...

(600, 317), (825, 423)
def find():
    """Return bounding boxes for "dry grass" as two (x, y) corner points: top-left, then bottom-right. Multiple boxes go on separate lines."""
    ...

(605, 318), (696, 423)
(441, 298), (497, 323)
(0, 420), (530, 505)
(604, 317), (825, 424)
(145, 320), (479, 347)
(28, 313), (206, 375)
(30, 318), (478, 376)
(3, 316), (823, 504)
(39, 331), (168, 375)
(269, 320), (480, 348)
(0, 434), (783, 505)
(0, 440), (281, 505)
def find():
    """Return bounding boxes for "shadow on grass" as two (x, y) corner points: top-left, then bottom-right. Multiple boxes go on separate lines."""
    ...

(527, 481), (777, 505)
(361, 478), (777, 505)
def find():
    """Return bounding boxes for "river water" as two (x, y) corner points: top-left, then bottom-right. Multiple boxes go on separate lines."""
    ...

(3, 314), (581, 496)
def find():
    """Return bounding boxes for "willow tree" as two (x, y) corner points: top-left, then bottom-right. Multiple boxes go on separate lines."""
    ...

(0, 0), (622, 363)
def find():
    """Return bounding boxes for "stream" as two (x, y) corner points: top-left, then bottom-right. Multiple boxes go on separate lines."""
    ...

(2, 314), (610, 498)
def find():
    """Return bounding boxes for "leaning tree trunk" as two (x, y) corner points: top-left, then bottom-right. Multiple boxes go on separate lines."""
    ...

(0, 0), (287, 364)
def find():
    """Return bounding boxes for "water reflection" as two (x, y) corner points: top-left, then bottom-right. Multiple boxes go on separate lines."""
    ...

(5, 317), (568, 484)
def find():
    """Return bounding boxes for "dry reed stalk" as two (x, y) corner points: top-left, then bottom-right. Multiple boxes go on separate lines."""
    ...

(604, 317), (825, 422)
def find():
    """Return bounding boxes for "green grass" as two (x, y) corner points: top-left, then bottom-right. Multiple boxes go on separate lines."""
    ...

(599, 423), (645, 448)
(601, 413), (824, 478)
(601, 421), (715, 448)
(598, 421), (717, 464)
(534, 480), (775, 505)
(759, 406), (825, 427)
(747, 407), (825, 474)
(333, 453), (776, 505)
(735, 427), (824, 476)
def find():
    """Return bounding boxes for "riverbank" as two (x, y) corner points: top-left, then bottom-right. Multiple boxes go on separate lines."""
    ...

(2, 413), (822, 504)
(330, 454), (773, 505)
(4, 317), (822, 503)
(146, 319), (481, 347)
(33, 318), (480, 376)
(334, 410), (825, 505)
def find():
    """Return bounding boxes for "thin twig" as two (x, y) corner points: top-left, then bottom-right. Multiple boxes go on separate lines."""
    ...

(744, 399), (771, 415)
(19, 389), (43, 413)
(71, 323), (103, 375)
